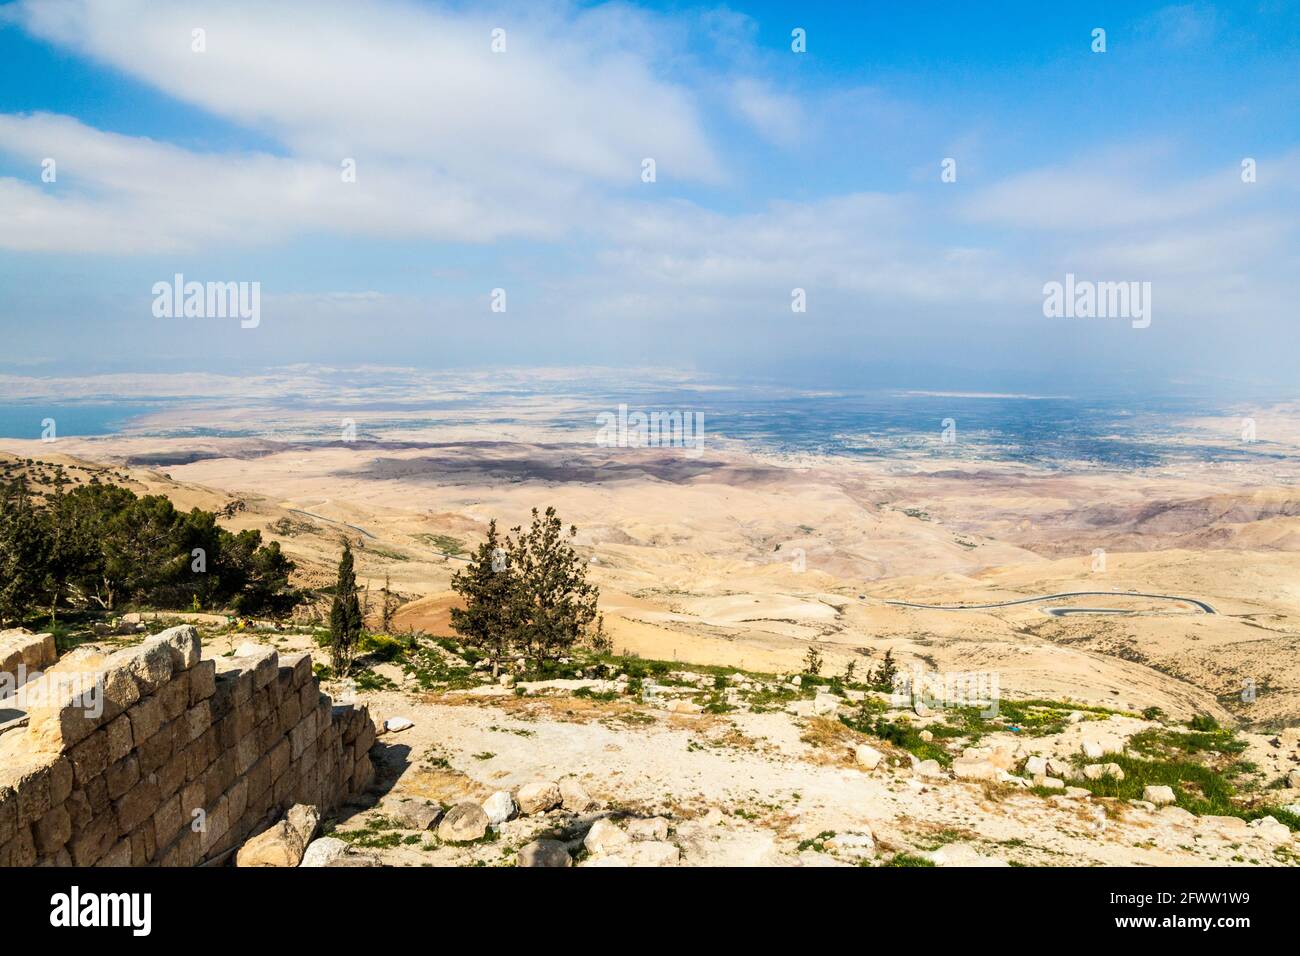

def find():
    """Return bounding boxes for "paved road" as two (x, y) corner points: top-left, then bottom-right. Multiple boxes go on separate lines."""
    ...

(883, 590), (1216, 614)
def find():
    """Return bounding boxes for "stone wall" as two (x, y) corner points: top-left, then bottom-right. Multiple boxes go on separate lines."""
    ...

(0, 626), (375, 866)
(0, 628), (58, 688)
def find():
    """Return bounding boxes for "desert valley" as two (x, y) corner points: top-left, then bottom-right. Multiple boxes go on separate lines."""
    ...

(2, 377), (1297, 868)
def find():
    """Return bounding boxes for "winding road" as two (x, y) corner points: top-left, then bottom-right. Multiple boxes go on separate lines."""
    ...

(883, 590), (1216, 615)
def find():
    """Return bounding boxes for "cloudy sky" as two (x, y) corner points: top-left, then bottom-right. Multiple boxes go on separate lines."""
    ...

(0, 0), (1297, 395)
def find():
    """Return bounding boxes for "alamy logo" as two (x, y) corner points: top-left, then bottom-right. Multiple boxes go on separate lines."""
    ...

(152, 273), (261, 328)
(49, 886), (151, 936)
(1042, 273), (1151, 328)
(595, 404), (704, 455)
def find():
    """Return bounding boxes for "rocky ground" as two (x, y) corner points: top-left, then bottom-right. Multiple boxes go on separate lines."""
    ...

(279, 632), (1300, 868)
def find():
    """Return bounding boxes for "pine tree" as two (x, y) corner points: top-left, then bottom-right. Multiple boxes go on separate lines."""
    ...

(505, 507), (600, 668)
(329, 540), (363, 676)
(449, 520), (514, 675)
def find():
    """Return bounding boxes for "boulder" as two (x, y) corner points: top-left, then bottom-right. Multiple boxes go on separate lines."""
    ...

(516, 780), (561, 815)
(300, 837), (351, 867)
(1142, 785), (1176, 806)
(918, 730), (934, 742)
(517, 839), (572, 867)
(1248, 816), (1291, 845)
(1023, 755), (1048, 776)
(583, 818), (629, 856)
(625, 817), (670, 842)
(811, 692), (840, 716)
(558, 778), (596, 812)
(482, 790), (517, 826)
(953, 759), (1000, 782)
(287, 804), (321, 845)
(854, 744), (883, 770)
(388, 798), (442, 831)
(1080, 741), (1105, 759)
(1045, 757), (1071, 778)
(236, 821), (306, 867)
(914, 759), (945, 779)
(437, 801), (489, 843)
(1033, 775), (1065, 790)
(1288, 769), (1300, 789)
(383, 716), (414, 733)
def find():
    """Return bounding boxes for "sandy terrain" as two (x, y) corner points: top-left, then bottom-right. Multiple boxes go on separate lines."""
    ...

(2, 396), (1298, 730)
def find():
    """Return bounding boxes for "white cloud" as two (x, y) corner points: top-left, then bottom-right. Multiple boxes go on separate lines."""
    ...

(7, 0), (720, 184)
(729, 78), (804, 147)
(0, 112), (573, 252)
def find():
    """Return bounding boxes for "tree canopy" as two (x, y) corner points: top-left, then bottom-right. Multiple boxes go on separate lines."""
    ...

(0, 476), (299, 627)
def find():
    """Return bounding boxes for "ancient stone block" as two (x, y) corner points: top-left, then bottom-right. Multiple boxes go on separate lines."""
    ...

(105, 714), (133, 763)
(158, 670), (190, 721)
(185, 700), (211, 743)
(189, 658), (216, 705)
(113, 776), (161, 834)
(67, 729), (108, 786)
(34, 803), (71, 855)
(105, 755), (141, 801)
(128, 695), (164, 746)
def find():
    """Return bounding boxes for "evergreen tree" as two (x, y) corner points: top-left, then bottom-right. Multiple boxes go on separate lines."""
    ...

(505, 507), (600, 667)
(0, 479), (48, 627)
(329, 540), (363, 676)
(449, 520), (514, 675)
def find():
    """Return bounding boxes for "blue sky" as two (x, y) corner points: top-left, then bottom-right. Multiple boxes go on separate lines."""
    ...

(0, 0), (1297, 395)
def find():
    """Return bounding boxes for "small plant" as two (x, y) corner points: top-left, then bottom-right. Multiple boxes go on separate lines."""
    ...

(803, 645), (823, 676)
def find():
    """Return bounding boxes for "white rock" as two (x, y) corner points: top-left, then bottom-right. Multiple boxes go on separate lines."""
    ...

(584, 818), (629, 856)
(299, 837), (351, 867)
(559, 778), (597, 812)
(481, 790), (516, 826)
(1023, 755), (1048, 776)
(952, 759), (1001, 782)
(1080, 741), (1104, 759)
(1142, 785), (1176, 806)
(918, 730), (934, 742)
(437, 802), (489, 843)
(516, 780), (561, 814)
(854, 744), (883, 770)
(1248, 816), (1291, 845)
(625, 817), (670, 842)
(1034, 775), (1065, 790)
(914, 759), (945, 779)
(517, 839), (572, 867)
(811, 692), (840, 715)
(1045, 757), (1071, 778)
(384, 716), (414, 733)
(790, 675), (802, 687)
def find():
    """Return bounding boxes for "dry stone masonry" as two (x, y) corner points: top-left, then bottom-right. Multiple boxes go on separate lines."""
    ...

(0, 626), (376, 866)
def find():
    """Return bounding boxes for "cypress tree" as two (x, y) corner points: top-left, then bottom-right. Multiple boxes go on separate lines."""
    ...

(329, 540), (363, 676)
